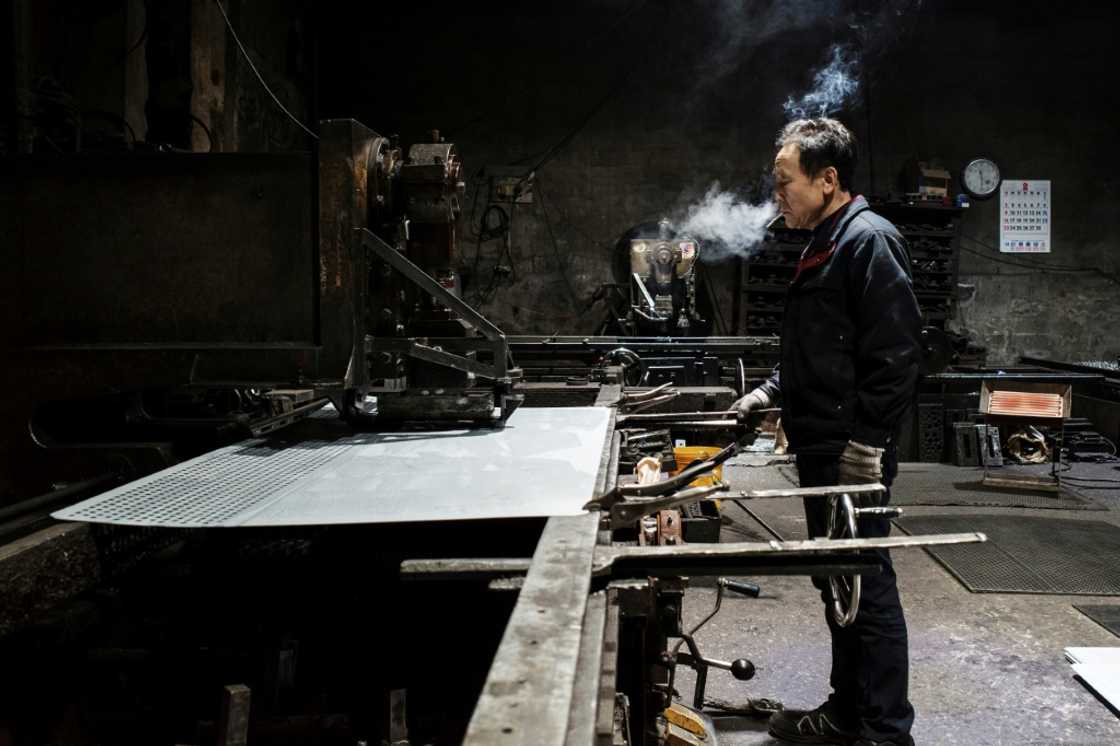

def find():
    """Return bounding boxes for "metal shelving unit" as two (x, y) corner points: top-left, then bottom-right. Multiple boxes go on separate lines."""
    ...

(738, 201), (963, 338)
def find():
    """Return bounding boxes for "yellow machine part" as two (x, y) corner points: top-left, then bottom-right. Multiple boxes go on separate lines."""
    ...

(670, 446), (724, 508)
(663, 701), (716, 744)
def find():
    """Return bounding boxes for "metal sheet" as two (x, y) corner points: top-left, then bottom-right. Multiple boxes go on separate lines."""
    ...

(53, 407), (611, 527)
(1071, 663), (1120, 713)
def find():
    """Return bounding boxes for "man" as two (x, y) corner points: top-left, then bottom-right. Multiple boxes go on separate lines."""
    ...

(735, 118), (922, 746)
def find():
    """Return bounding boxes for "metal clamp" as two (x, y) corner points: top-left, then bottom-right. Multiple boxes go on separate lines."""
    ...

(609, 483), (727, 525)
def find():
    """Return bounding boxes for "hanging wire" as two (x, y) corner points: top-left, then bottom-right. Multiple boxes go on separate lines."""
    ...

(212, 0), (318, 141)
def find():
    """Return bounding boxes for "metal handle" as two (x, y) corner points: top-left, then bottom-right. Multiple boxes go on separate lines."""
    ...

(854, 506), (903, 519)
(719, 578), (761, 598)
(827, 493), (861, 628)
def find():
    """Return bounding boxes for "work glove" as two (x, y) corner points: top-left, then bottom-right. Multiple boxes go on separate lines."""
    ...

(838, 440), (885, 485)
(733, 388), (772, 420)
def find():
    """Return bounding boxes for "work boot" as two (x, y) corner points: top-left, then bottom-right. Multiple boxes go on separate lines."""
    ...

(767, 704), (858, 744)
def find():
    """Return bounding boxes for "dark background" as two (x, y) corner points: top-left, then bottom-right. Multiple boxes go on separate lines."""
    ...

(319, 0), (1120, 363)
(4, 0), (1119, 360)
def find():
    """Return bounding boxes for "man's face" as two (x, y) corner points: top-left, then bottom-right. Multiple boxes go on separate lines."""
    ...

(773, 143), (830, 230)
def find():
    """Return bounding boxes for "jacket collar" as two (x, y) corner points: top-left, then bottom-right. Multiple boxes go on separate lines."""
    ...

(819, 194), (869, 246)
(790, 195), (869, 286)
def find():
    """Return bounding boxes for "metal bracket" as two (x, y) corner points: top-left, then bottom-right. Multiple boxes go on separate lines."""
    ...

(358, 227), (509, 380)
(632, 272), (664, 319)
(358, 227), (523, 421)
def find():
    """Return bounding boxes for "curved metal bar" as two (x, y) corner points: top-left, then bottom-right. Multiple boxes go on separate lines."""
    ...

(617, 380), (671, 402)
(829, 492), (862, 627)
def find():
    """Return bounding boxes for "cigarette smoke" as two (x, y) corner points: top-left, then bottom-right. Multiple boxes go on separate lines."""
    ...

(783, 44), (860, 120)
(676, 183), (777, 261)
(667, 1), (926, 259)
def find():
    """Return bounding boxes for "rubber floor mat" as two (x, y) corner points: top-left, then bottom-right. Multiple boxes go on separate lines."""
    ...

(894, 515), (1120, 594)
(777, 463), (1102, 510)
(722, 459), (799, 492)
(1075, 605), (1120, 637)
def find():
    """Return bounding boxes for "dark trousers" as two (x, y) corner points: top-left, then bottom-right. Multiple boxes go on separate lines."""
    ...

(796, 452), (915, 741)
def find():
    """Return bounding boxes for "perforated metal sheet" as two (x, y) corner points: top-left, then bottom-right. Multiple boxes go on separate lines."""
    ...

(895, 515), (1120, 595)
(917, 402), (944, 462)
(54, 407), (611, 527)
(56, 439), (355, 526)
(897, 464), (1101, 510)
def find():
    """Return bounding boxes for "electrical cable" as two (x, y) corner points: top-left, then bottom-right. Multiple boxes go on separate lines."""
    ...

(1049, 436), (1120, 485)
(212, 0), (318, 141)
(958, 235), (1120, 285)
(960, 235), (1091, 270)
(504, 203), (518, 279)
(534, 177), (582, 308)
(120, 1), (147, 61)
(81, 109), (137, 147)
(478, 203), (511, 241)
(445, 0), (650, 141)
(463, 165), (488, 240)
(514, 81), (620, 192)
(189, 114), (215, 153)
(27, 79), (80, 151)
(509, 47), (637, 194)
(471, 204), (519, 306)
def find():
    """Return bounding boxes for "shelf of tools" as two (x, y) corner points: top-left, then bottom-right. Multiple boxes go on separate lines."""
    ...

(738, 201), (961, 337)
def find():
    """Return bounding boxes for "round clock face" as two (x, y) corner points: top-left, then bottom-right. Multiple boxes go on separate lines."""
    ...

(961, 158), (1001, 199)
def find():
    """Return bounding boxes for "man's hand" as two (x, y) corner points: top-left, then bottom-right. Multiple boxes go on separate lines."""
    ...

(838, 440), (885, 484)
(733, 388), (773, 420)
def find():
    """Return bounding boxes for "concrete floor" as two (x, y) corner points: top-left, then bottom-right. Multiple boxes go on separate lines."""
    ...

(673, 461), (1120, 745)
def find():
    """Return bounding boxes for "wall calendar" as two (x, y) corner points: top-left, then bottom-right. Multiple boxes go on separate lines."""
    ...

(1000, 179), (1050, 253)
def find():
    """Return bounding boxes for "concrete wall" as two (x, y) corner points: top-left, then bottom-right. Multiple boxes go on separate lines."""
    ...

(321, 0), (1120, 363)
(867, 5), (1120, 364)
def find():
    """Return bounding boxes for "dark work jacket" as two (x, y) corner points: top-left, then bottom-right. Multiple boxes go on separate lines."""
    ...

(755, 195), (922, 454)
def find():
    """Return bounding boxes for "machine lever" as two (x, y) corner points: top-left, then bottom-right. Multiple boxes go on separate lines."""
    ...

(719, 578), (761, 598)
(675, 652), (755, 681)
(854, 506), (903, 519)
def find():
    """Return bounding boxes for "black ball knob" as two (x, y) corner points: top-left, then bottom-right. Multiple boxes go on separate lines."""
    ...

(730, 658), (755, 681)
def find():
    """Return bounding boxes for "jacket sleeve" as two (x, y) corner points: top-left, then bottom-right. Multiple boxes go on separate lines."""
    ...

(754, 364), (782, 406)
(847, 230), (922, 448)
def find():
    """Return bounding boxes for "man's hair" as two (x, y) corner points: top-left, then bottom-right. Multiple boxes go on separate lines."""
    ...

(776, 118), (857, 191)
